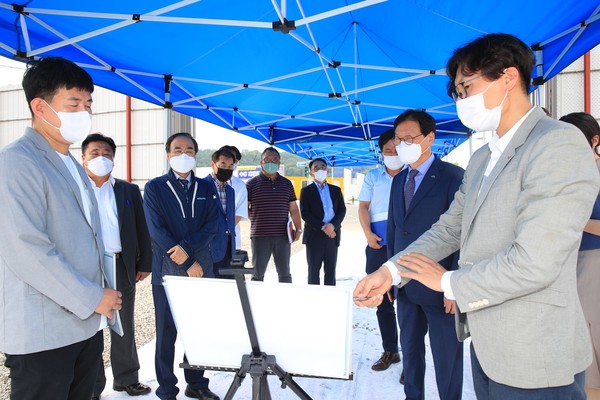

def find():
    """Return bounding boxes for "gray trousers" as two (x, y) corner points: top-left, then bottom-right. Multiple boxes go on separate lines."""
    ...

(250, 235), (292, 283)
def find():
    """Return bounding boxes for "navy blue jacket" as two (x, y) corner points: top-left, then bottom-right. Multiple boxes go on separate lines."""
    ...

(203, 174), (236, 262)
(144, 170), (219, 285)
(387, 156), (464, 306)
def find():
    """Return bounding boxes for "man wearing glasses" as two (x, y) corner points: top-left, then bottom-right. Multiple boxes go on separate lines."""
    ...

(299, 158), (346, 285)
(354, 33), (599, 400)
(388, 110), (464, 400)
(246, 147), (302, 283)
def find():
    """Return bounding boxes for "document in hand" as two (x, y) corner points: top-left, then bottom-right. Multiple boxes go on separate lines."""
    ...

(287, 217), (294, 244)
(103, 252), (124, 336)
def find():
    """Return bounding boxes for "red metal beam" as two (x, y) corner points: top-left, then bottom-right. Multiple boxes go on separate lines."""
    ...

(126, 95), (132, 182)
(584, 52), (591, 113)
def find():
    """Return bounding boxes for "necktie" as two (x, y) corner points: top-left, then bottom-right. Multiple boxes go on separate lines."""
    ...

(404, 169), (419, 211)
(178, 178), (188, 192)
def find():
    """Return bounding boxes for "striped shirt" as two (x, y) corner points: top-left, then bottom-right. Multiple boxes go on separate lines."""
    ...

(247, 172), (296, 237)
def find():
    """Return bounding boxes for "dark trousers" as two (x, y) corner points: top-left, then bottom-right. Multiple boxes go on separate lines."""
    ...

(306, 234), (338, 285)
(5, 330), (103, 400)
(214, 236), (233, 279)
(93, 257), (140, 396)
(153, 284), (209, 399)
(250, 235), (292, 283)
(397, 289), (463, 400)
(366, 245), (398, 353)
(470, 343), (586, 400)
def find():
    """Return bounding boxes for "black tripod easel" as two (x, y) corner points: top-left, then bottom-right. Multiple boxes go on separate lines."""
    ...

(181, 251), (312, 400)
(220, 267), (312, 400)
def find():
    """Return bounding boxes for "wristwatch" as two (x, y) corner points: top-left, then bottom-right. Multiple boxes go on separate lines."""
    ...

(296, 228), (303, 232)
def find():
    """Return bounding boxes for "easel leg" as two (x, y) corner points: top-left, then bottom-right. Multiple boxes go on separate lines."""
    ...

(271, 363), (312, 400)
(252, 375), (272, 400)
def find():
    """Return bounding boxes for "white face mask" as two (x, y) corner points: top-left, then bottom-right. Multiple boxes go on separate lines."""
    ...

(314, 170), (327, 183)
(43, 101), (92, 143)
(455, 80), (507, 132)
(86, 156), (113, 177)
(396, 139), (425, 165)
(383, 155), (403, 170)
(169, 154), (196, 174)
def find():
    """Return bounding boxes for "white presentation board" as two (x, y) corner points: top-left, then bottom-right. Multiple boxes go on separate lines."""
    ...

(163, 276), (353, 379)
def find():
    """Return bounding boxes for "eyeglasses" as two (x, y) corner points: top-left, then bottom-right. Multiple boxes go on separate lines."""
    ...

(311, 165), (327, 172)
(170, 149), (196, 156)
(392, 133), (424, 145)
(450, 75), (482, 102)
(261, 157), (280, 164)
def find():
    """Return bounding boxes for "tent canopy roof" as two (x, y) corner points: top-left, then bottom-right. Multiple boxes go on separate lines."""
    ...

(1, 1), (599, 165)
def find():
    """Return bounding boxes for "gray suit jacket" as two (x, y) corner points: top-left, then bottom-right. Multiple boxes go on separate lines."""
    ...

(391, 107), (599, 388)
(0, 128), (104, 354)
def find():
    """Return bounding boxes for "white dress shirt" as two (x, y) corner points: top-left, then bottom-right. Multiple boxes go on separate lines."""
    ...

(89, 175), (122, 254)
(229, 175), (248, 250)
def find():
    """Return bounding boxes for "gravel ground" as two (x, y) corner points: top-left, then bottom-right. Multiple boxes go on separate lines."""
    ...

(0, 209), (314, 399)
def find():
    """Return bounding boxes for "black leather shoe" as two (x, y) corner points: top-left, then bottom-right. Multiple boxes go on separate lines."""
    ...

(184, 386), (220, 400)
(371, 351), (401, 371)
(400, 370), (405, 384)
(113, 382), (152, 396)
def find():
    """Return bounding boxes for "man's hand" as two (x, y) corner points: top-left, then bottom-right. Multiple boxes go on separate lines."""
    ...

(187, 262), (204, 278)
(397, 253), (446, 292)
(293, 229), (302, 242)
(136, 271), (151, 282)
(444, 297), (457, 314)
(323, 223), (336, 238)
(353, 266), (393, 308)
(95, 288), (122, 319)
(167, 245), (189, 265)
(366, 231), (383, 249)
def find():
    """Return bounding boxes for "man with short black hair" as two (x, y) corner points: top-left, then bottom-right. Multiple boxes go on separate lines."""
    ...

(246, 147), (301, 283)
(357, 129), (403, 371)
(144, 132), (220, 400)
(0, 57), (122, 400)
(299, 158), (346, 285)
(204, 148), (236, 278)
(389, 110), (464, 400)
(81, 133), (152, 400)
(219, 145), (248, 251)
(355, 33), (600, 400)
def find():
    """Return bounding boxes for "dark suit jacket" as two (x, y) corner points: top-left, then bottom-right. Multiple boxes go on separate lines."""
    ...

(113, 179), (152, 285)
(387, 156), (464, 305)
(144, 171), (219, 285)
(203, 175), (236, 262)
(300, 182), (346, 246)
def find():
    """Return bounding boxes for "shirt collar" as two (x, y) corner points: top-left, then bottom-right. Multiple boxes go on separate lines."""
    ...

(170, 169), (192, 183)
(88, 174), (115, 189)
(408, 153), (435, 176)
(488, 106), (536, 154)
(211, 172), (227, 187)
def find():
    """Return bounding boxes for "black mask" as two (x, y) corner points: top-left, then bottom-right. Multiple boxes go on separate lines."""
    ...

(216, 168), (233, 182)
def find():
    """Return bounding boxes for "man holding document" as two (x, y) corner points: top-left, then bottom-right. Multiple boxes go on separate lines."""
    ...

(0, 57), (121, 400)
(357, 129), (403, 371)
(354, 33), (599, 399)
(81, 133), (152, 399)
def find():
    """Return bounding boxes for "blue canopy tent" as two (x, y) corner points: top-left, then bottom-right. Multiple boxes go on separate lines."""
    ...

(1, 1), (599, 165)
